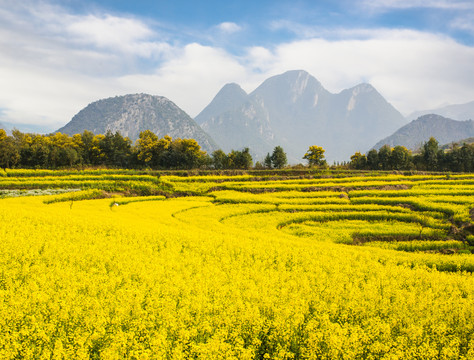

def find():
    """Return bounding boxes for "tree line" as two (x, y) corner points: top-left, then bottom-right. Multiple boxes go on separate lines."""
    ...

(0, 129), (258, 170)
(350, 137), (474, 172)
(0, 128), (327, 170)
(2, 127), (471, 172)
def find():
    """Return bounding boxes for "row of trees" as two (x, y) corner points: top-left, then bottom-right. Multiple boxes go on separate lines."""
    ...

(3, 127), (470, 172)
(350, 138), (474, 172)
(1, 128), (326, 170)
(0, 129), (257, 170)
(261, 145), (326, 169)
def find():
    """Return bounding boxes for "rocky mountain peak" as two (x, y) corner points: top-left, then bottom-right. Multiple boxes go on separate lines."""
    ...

(252, 70), (325, 98)
(56, 93), (218, 152)
(195, 70), (406, 162)
(195, 83), (248, 125)
(352, 83), (375, 95)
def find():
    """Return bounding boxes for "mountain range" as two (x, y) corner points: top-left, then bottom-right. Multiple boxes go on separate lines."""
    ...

(56, 94), (218, 153)
(372, 114), (474, 150)
(195, 70), (406, 162)
(50, 70), (474, 163)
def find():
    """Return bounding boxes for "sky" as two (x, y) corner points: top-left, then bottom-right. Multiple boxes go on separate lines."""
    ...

(1, 0), (474, 132)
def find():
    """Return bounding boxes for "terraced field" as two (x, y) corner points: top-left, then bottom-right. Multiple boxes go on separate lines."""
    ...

(0, 169), (473, 359)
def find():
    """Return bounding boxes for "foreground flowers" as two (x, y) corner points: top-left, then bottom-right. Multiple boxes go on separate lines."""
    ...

(0, 171), (473, 359)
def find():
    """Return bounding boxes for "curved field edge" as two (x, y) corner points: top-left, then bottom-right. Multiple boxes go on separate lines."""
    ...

(0, 171), (474, 358)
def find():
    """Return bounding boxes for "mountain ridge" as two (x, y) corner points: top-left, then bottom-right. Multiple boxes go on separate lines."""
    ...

(373, 114), (474, 150)
(195, 83), (248, 126)
(196, 70), (406, 162)
(57, 93), (218, 153)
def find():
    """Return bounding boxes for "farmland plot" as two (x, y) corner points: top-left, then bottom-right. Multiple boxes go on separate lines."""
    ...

(0, 170), (473, 359)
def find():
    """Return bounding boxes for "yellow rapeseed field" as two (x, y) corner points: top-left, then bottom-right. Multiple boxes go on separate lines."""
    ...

(0, 171), (473, 359)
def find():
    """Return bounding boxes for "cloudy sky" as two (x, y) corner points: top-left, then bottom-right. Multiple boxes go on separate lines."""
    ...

(1, 0), (474, 132)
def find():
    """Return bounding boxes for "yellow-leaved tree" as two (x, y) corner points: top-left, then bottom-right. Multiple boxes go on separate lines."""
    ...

(303, 145), (326, 166)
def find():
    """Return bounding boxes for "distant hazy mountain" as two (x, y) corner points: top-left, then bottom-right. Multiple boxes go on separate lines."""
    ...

(441, 137), (474, 150)
(57, 94), (218, 153)
(195, 70), (406, 162)
(407, 101), (474, 121)
(0, 122), (55, 134)
(373, 114), (474, 151)
(195, 83), (249, 125)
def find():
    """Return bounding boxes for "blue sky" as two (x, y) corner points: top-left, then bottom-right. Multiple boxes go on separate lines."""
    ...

(1, 0), (474, 131)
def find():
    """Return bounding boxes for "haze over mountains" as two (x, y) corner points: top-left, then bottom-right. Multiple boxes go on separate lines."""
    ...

(373, 114), (474, 150)
(407, 101), (474, 122)
(43, 69), (474, 163)
(196, 70), (406, 162)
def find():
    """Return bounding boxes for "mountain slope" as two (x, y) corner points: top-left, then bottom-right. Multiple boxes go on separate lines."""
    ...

(195, 83), (248, 126)
(196, 70), (406, 162)
(407, 101), (474, 121)
(57, 94), (218, 152)
(373, 114), (474, 150)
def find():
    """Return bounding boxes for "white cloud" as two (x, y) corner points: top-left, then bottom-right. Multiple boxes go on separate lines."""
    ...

(217, 22), (242, 34)
(0, 1), (174, 128)
(0, 1), (474, 132)
(0, 2), (170, 67)
(118, 43), (252, 117)
(64, 14), (172, 58)
(68, 14), (152, 44)
(241, 29), (474, 115)
(120, 30), (474, 116)
(450, 14), (474, 33)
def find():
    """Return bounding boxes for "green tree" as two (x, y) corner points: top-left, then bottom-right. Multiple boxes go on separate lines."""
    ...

(264, 153), (272, 169)
(377, 145), (392, 170)
(270, 146), (287, 169)
(60, 147), (79, 167)
(422, 137), (441, 171)
(228, 148), (253, 169)
(12, 130), (33, 168)
(211, 149), (228, 169)
(30, 135), (51, 168)
(47, 132), (80, 167)
(97, 131), (132, 167)
(390, 145), (412, 170)
(303, 145), (326, 166)
(446, 143), (474, 172)
(460, 143), (474, 172)
(111, 132), (132, 167)
(166, 138), (206, 169)
(0, 129), (20, 168)
(79, 130), (95, 165)
(366, 149), (379, 170)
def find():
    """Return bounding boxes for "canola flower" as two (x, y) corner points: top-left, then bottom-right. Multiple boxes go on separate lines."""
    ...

(0, 171), (473, 359)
